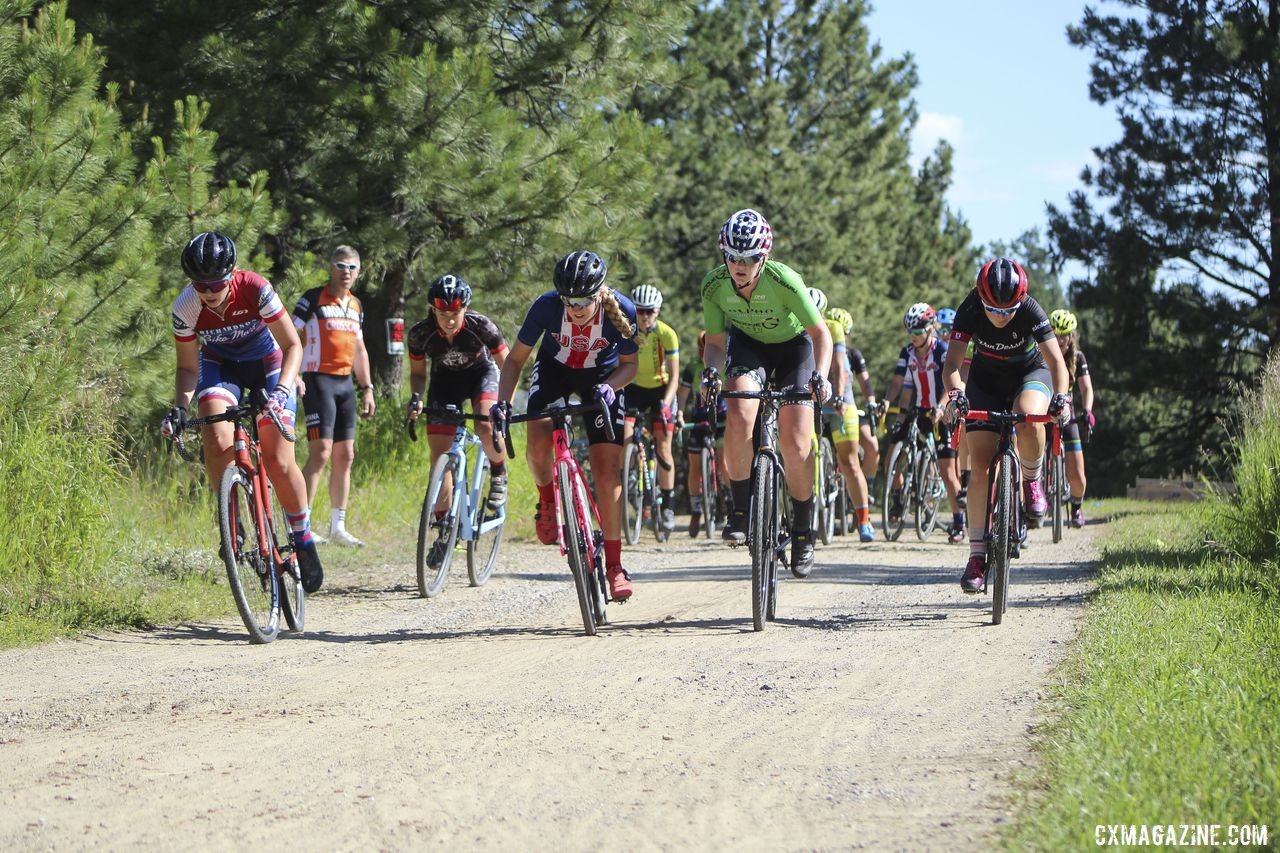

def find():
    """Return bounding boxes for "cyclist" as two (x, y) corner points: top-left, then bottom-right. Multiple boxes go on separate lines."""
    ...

(677, 331), (729, 537)
(700, 209), (832, 577)
(1049, 309), (1095, 527)
(161, 231), (325, 593)
(293, 245), (376, 547)
(822, 303), (875, 541)
(491, 251), (640, 600)
(405, 274), (510, 562)
(880, 303), (965, 543)
(828, 307), (882, 497)
(938, 306), (973, 509)
(625, 284), (680, 533)
(942, 258), (1071, 593)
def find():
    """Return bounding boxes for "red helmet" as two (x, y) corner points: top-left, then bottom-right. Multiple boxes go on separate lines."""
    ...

(976, 258), (1028, 309)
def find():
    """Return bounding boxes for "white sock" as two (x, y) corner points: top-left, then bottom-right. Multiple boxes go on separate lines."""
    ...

(331, 507), (346, 533)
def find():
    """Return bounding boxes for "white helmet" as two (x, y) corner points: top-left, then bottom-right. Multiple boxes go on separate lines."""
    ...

(903, 302), (937, 331)
(631, 284), (663, 310)
(807, 287), (828, 313)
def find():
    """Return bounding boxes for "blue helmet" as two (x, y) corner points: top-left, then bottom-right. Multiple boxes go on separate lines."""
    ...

(937, 307), (956, 327)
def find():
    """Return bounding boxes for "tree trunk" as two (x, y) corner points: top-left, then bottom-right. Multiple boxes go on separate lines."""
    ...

(363, 265), (407, 394)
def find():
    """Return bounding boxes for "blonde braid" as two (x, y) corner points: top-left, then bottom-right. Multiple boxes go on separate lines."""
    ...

(1062, 331), (1080, 384)
(601, 288), (646, 348)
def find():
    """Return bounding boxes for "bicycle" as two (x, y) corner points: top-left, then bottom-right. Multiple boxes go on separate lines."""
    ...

(621, 410), (674, 545)
(175, 392), (304, 644)
(681, 408), (730, 540)
(715, 382), (819, 632)
(1041, 419), (1067, 543)
(819, 402), (865, 539)
(962, 409), (1058, 625)
(880, 406), (946, 542)
(407, 406), (506, 598)
(814, 428), (839, 546)
(497, 398), (615, 636)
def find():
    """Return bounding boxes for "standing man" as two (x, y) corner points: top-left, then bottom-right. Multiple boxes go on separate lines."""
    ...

(294, 246), (377, 546)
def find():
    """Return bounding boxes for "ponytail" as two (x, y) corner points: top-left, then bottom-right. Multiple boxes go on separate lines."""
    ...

(601, 288), (646, 348)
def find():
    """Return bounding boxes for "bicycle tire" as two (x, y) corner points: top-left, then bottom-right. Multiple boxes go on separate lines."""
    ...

(700, 448), (718, 539)
(417, 453), (460, 598)
(818, 436), (837, 545)
(651, 454), (671, 543)
(881, 444), (911, 542)
(834, 474), (850, 537)
(990, 451), (1014, 625)
(1050, 451), (1065, 544)
(750, 454), (774, 632)
(621, 441), (644, 546)
(467, 455), (504, 587)
(558, 461), (597, 636)
(915, 446), (942, 541)
(266, 494), (304, 633)
(218, 466), (280, 644)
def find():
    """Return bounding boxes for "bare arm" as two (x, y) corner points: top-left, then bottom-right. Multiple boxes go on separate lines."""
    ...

(267, 315), (304, 392)
(496, 340), (533, 404)
(174, 337), (200, 410)
(1037, 337), (1070, 395)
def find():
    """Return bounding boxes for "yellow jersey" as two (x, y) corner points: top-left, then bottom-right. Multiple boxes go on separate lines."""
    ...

(633, 320), (680, 389)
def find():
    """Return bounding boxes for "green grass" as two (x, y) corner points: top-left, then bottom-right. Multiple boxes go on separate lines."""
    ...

(1008, 499), (1279, 849)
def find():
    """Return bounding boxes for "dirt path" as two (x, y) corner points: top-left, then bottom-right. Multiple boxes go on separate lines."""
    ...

(0, 519), (1097, 850)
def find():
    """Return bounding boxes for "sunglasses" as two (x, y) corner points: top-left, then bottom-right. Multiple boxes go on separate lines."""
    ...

(636, 307), (657, 315)
(192, 276), (232, 294)
(432, 297), (467, 312)
(908, 327), (930, 336)
(982, 301), (1022, 316)
(561, 295), (597, 310)
(724, 250), (767, 265)
(333, 261), (360, 272)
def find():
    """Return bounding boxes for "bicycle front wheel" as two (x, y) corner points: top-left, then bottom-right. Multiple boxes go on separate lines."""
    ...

(417, 453), (461, 598)
(881, 445), (910, 542)
(990, 451), (1015, 625)
(621, 441), (644, 546)
(218, 466), (280, 644)
(467, 456), (504, 587)
(1050, 452), (1065, 544)
(700, 448), (718, 539)
(915, 447), (942, 541)
(818, 437), (837, 545)
(558, 461), (597, 636)
(750, 455), (775, 632)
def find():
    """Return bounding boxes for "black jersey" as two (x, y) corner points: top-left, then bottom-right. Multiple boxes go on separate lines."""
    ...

(950, 292), (1054, 372)
(407, 310), (506, 373)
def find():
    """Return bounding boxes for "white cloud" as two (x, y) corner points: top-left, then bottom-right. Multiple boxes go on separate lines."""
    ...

(911, 112), (965, 168)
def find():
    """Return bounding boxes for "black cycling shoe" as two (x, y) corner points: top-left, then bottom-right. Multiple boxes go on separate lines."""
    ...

(790, 531), (816, 579)
(295, 539), (324, 593)
(721, 510), (747, 544)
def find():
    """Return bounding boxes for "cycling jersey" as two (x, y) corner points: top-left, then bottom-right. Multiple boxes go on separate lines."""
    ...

(847, 346), (868, 376)
(407, 310), (507, 373)
(893, 338), (949, 409)
(633, 320), (679, 389)
(171, 270), (285, 362)
(516, 291), (639, 370)
(700, 260), (822, 344)
(949, 292), (1054, 372)
(292, 286), (364, 375)
(1069, 349), (1090, 386)
(825, 318), (846, 354)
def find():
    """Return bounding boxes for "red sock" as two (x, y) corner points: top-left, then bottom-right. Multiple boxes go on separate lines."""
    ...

(537, 482), (554, 504)
(604, 539), (622, 568)
(856, 506), (870, 525)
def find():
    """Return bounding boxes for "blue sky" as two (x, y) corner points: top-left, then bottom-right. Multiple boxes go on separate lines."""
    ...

(865, 1), (1122, 253)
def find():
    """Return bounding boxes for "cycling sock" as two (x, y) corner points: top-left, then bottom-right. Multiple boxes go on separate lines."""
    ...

(330, 507), (346, 533)
(537, 481), (554, 504)
(730, 478), (751, 515)
(604, 538), (622, 568)
(661, 488), (674, 508)
(791, 497), (815, 534)
(1071, 499), (1083, 512)
(960, 469), (971, 490)
(1019, 455), (1043, 483)
(286, 508), (313, 547)
(690, 494), (704, 513)
(953, 512), (965, 528)
(491, 460), (507, 478)
(968, 529), (986, 557)
(855, 505), (870, 525)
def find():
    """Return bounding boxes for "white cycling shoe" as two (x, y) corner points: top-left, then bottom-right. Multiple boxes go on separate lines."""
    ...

(328, 528), (365, 548)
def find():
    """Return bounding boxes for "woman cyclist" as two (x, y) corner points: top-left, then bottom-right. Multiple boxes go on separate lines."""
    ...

(161, 231), (325, 593)
(820, 299), (875, 542)
(1049, 309), (1095, 527)
(405, 275), (510, 562)
(880, 303), (965, 543)
(942, 258), (1071, 594)
(625, 284), (680, 533)
(827, 307), (881, 499)
(700, 209), (832, 577)
(491, 251), (641, 601)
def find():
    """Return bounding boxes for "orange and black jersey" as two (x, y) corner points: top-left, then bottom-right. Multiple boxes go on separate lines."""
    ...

(292, 286), (364, 375)
(950, 292), (1054, 373)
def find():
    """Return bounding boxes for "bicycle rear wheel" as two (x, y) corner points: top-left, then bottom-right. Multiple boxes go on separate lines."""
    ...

(218, 467), (280, 644)
(990, 451), (1015, 625)
(1050, 451), (1065, 543)
(467, 456), (504, 587)
(914, 447), (942, 541)
(621, 441), (644, 545)
(700, 448), (718, 539)
(750, 455), (775, 632)
(417, 454), (461, 598)
(881, 445), (910, 541)
(817, 437), (837, 545)
(834, 475), (850, 537)
(558, 461), (597, 636)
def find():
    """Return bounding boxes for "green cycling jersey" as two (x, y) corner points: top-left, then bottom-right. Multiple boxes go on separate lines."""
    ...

(700, 259), (822, 344)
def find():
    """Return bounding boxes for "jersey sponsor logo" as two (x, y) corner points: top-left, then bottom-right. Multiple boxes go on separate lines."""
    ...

(200, 319), (267, 345)
(552, 333), (610, 352)
(438, 349), (473, 369)
(324, 318), (360, 334)
(231, 309), (250, 317)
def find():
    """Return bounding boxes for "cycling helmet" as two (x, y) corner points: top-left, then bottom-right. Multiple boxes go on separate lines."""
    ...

(903, 302), (937, 332)
(976, 257), (1029, 309)
(429, 274), (473, 310)
(631, 284), (663, 310)
(181, 231), (237, 282)
(937, 307), (957, 328)
(826, 307), (853, 337)
(553, 250), (608, 298)
(806, 287), (828, 313)
(718, 209), (773, 260)
(1049, 309), (1078, 335)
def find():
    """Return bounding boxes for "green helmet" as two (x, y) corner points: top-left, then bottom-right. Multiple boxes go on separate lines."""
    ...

(1049, 309), (1078, 335)
(826, 307), (853, 337)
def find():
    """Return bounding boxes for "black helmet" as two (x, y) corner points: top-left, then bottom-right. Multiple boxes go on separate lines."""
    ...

(428, 274), (473, 310)
(181, 231), (237, 282)
(553, 251), (607, 298)
(976, 257), (1029, 309)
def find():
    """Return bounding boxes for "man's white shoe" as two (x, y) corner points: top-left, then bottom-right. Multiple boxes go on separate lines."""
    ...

(329, 528), (364, 547)
(312, 530), (329, 545)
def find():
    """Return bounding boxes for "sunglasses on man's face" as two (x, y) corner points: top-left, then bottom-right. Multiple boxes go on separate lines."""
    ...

(192, 276), (232, 294)
(724, 251), (766, 266)
(982, 301), (1022, 317)
(333, 261), (360, 272)
(562, 295), (597, 310)
(432, 297), (466, 312)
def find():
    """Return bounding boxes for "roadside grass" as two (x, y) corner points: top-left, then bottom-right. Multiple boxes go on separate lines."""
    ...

(1008, 499), (1279, 849)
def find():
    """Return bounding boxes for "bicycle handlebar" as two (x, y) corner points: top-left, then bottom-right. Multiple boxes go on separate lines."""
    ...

(175, 391), (296, 460)
(962, 410), (1056, 425)
(406, 405), (490, 443)
(716, 385), (822, 435)
(495, 398), (613, 460)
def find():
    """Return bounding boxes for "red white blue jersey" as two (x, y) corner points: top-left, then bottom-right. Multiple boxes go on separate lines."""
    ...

(894, 338), (949, 409)
(516, 291), (639, 371)
(171, 270), (286, 362)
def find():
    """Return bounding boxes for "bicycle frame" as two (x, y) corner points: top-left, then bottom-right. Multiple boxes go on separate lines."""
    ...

(436, 419), (505, 543)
